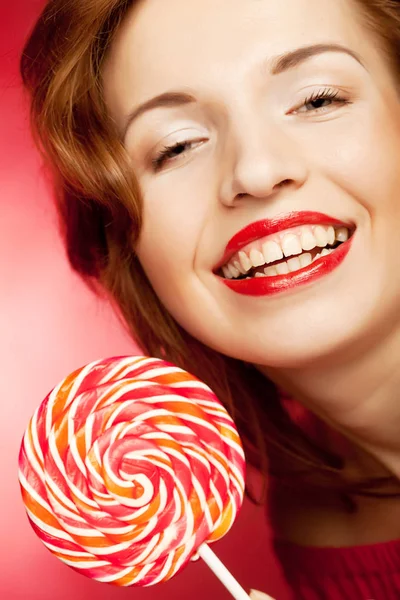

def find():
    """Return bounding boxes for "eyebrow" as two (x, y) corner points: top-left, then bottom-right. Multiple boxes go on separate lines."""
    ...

(271, 42), (364, 75)
(120, 43), (364, 140)
(120, 91), (195, 140)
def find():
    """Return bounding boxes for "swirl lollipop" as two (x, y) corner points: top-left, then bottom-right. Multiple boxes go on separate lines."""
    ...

(19, 356), (250, 598)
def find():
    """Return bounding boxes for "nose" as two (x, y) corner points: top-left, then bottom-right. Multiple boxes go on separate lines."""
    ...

(218, 120), (309, 207)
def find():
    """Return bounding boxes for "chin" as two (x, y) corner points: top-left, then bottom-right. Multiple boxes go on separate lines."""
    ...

(216, 302), (380, 369)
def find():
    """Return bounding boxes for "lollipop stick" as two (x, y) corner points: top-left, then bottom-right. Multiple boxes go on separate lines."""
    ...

(197, 544), (251, 600)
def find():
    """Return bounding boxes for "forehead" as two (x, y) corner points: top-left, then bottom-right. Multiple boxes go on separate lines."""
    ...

(103, 0), (369, 112)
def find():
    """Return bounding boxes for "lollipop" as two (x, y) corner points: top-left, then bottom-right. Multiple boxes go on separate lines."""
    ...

(19, 355), (250, 598)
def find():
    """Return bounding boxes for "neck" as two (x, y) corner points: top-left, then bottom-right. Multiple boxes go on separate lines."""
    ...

(260, 326), (400, 482)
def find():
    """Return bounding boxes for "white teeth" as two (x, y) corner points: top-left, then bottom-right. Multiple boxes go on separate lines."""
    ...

(249, 249), (265, 267)
(276, 262), (289, 275)
(314, 225), (328, 247)
(223, 224), (351, 279)
(264, 265), (278, 276)
(312, 252), (321, 263)
(336, 227), (349, 242)
(326, 226), (335, 246)
(300, 229), (317, 251)
(282, 234), (302, 258)
(233, 260), (245, 275)
(262, 240), (283, 264)
(228, 263), (241, 278)
(287, 256), (301, 272)
(238, 251), (252, 272)
(222, 265), (232, 279)
(311, 248), (333, 264)
(299, 252), (312, 268)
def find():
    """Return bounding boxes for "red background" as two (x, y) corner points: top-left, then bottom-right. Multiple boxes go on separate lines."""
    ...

(1, 2), (290, 598)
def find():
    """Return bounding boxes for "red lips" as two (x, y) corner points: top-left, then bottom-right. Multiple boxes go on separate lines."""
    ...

(216, 211), (354, 297)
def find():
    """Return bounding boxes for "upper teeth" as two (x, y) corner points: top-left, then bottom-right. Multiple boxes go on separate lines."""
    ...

(222, 224), (349, 279)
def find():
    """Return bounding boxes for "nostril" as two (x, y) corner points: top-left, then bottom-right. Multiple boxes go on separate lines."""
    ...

(275, 179), (292, 189)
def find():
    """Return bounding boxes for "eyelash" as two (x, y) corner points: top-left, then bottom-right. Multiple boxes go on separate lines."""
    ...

(300, 87), (350, 113)
(152, 140), (200, 171)
(152, 87), (350, 171)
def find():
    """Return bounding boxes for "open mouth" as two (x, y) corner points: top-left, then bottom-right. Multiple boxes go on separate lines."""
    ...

(218, 224), (354, 281)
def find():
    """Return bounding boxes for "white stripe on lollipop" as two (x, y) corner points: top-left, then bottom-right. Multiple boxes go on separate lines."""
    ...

(43, 492), (89, 523)
(140, 489), (182, 565)
(69, 430), (90, 478)
(123, 514), (159, 544)
(122, 561), (155, 586)
(102, 446), (160, 488)
(95, 356), (139, 384)
(45, 387), (61, 438)
(150, 525), (181, 563)
(95, 565), (137, 583)
(57, 472), (100, 511)
(79, 537), (133, 555)
(107, 480), (155, 509)
(25, 506), (75, 541)
(85, 456), (108, 488)
(41, 541), (96, 557)
(102, 397), (136, 426)
(99, 381), (161, 409)
(18, 470), (53, 512)
(191, 474), (214, 532)
(30, 408), (44, 465)
(84, 411), (95, 453)
(168, 411), (223, 435)
(20, 434), (43, 487)
(149, 545), (178, 586)
(43, 462), (80, 512)
(93, 523), (135, 536)
(209, 479), (223, 513)
(119, 392), (194, 406)
(133, 365), (183, 379)
(57, 557), (109, 570)
(174, 482), (195, 547)
(154, 445), (191, 470)
(229, 463), (246, 491)
(184, 447), (212, 474)
(220, 435), (246, 458)
(91, 439), (118, 493)
(125, 532), (162, 566)
(167, 380), (207, 388)
(52, 359), (101, 419)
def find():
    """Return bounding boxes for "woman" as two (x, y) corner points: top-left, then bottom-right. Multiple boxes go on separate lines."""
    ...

(20, 0), (400, 597)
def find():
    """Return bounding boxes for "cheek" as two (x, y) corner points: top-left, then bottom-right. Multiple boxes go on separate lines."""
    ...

(308, 105), (400, 215)
(136, 176), (210, 290)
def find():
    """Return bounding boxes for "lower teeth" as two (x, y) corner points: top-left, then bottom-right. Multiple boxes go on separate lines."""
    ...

(245, 247), (334, 279)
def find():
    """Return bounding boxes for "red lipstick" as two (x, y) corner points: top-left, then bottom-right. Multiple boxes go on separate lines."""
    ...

(217, 211), (346, 269)
(217, 211), (354, 297)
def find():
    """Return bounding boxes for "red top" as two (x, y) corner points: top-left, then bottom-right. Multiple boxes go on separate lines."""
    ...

(274, 534), (400, 598)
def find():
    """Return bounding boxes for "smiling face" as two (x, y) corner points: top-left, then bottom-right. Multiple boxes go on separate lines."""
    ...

(102, 0), (400, 368)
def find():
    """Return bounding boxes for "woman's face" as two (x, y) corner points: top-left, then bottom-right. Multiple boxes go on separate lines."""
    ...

(103, 0), (400, 367)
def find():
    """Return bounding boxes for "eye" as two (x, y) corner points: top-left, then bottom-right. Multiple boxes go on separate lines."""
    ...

(152, 139), (205, 171)
(294, 87), (351, 115)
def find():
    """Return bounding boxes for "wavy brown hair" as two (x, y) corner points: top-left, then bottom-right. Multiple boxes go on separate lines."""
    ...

(19, 0), (400, 502)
